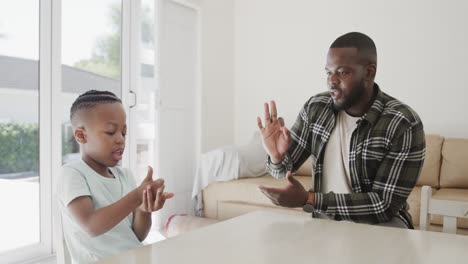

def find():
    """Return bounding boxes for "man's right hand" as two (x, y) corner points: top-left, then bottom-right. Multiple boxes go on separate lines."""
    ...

(257, 100), (291, 164)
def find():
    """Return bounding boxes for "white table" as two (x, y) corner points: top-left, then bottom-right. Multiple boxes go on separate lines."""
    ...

(97, 211), (468, 264)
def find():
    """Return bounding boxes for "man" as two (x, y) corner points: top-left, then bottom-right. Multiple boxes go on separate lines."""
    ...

(257, 32), (425, 228)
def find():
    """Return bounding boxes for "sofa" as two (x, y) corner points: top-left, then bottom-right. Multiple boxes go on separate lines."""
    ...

(202, 134), (468, 235)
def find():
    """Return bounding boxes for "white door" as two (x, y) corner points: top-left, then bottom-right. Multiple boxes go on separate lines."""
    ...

(155, 0), (201, 227)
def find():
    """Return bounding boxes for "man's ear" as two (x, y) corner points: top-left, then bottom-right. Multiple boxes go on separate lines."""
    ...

(365, 64), (377, 80)
(74, 127), (87, 144)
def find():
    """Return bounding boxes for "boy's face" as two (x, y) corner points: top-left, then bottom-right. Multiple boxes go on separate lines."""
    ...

(76, 102), (127, 168)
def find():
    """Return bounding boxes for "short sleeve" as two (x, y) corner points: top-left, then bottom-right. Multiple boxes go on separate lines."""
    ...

(59, 165), (92, 207)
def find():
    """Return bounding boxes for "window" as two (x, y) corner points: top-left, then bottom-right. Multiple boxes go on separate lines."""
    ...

(0, 0), (40, 255)
(61, 0), (122, 164)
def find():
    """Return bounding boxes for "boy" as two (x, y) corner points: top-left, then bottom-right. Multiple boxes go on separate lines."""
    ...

(57, 90), (173, 263)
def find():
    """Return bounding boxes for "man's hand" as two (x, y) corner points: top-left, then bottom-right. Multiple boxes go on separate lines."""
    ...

(257, 100), (291, 164)
(138, 166), (174, 213)
(258, 171), (308, 208)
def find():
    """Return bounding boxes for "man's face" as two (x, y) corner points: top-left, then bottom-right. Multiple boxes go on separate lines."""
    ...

(82, 103), (127, 168)
(325, 47), (367, 112)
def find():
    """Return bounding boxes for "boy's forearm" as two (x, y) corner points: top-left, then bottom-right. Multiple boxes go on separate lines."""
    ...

(132, 210), (152, 241)
(84, 189), (141, 237)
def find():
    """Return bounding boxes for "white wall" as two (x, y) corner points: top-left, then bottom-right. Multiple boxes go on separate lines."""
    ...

(200, 0), (235, 152)
(233, 0), (468, 144)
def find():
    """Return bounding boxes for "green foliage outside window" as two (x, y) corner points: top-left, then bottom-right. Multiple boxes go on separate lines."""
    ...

(73, 3), (154, 80)
(0, 122), (39, 174)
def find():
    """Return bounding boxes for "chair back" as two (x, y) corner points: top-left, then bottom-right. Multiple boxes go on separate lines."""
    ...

(54, 200), (71, 264)
(420, 185), (468, 234)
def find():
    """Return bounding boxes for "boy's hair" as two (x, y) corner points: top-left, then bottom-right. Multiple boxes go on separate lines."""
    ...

(70, 90), (122, 125)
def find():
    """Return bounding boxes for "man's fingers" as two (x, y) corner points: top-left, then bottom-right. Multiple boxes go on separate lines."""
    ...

(270, 100), (278, 121)
(258, 185), (282, 201)
(286, 171), (299, 185)
(260, 188), (280, 205)
(259, 187), (276, 200)
(264, 102), (271, 123)
(257, 116), (264, 130)
(281, 125), (291, 142)
(164, 192), (175, 199)
(259, 185), (283, 194)
(278, 117), (285, 127)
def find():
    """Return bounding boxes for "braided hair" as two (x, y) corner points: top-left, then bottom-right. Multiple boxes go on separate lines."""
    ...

(70, 90), (121, 124)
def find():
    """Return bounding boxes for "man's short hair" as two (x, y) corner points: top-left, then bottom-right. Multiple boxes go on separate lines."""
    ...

(330, 32), (377, 64)
(70, 90), (121, 126)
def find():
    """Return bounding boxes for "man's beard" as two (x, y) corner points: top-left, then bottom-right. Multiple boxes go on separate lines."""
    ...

(332, 78), (366, 112)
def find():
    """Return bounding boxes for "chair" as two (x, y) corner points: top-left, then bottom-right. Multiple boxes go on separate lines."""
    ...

(54, 200), (71, 264)
(420, 185), (468, 234)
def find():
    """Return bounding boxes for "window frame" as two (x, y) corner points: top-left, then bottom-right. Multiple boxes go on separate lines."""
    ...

(0, 0), (54, 261)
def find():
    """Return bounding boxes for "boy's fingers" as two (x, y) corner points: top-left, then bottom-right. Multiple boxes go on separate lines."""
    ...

(153, 178), (165, 188)
(141, 190), (147, 211)
(156, 186), (165, 208)
(145, 166), (153, 181)
(147, 186), (153, 211)
(159, 186), (165, 198)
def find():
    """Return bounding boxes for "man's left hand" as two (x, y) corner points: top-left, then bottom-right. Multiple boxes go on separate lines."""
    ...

(258, 171), (309, 208)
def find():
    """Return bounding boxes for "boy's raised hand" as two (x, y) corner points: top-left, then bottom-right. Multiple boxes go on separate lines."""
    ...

(139, 166), (163, 191)
(138, 166), (174, 213)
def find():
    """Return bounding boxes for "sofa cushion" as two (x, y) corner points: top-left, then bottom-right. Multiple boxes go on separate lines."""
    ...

(440, 138), (468, 188)
(430, 188), (468, 229)
(416, 134), (444, 188)
(203, 175), (312, 219)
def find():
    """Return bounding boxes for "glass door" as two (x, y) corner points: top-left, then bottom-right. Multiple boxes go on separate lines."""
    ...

(0, 0), (41, 254)
(61, 0), (123, 164)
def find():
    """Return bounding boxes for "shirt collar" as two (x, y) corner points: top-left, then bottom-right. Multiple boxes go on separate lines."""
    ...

(360, 83), (384, 126)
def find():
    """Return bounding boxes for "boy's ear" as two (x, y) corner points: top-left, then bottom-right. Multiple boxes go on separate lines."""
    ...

(74, 127), (87, 144)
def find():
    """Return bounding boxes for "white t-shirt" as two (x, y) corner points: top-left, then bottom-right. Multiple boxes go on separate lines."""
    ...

(57, 159), (143, 264)
(322, 111), (360, 194)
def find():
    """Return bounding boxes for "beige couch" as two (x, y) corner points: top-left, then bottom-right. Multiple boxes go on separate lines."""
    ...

(203, 134), (468, 235)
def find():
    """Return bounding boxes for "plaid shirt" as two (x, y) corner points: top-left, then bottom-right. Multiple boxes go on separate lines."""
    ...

(267, 84), (425, 228)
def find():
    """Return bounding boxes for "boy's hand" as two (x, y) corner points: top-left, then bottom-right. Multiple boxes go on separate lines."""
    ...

(138, 166), (174, 212)
(139, 185), (174, 212)
(138, 166), (162, 196)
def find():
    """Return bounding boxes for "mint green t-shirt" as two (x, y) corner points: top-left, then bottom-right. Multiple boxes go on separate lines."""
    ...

(57, 159), (142, 264)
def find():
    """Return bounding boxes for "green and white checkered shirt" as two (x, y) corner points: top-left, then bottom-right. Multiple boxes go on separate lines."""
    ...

(267, 84), (425, 228)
